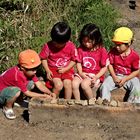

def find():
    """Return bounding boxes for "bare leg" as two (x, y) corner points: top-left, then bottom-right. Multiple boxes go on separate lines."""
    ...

(63, 79), (72, 99)
(81, 78), (93, 99)
(52, 78), (63, 98)
(72, 77), (81, 100)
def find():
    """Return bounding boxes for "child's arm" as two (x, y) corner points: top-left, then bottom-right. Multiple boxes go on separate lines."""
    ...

(108, 64), (121, 86)
(119, 69), (140, 87)
(108, 64), (121, 84)
(35, 81), (52, 94)
(108, 64), (117, 79)
(124, 69), (140, 80)
(77, 63), (87, 79)
(41, 59), (53, 80)
(91, 66), (107, 84)
(95, 66), (107, 79)
(24, 90), (52, 99)
(35, 81), (56, 98)
(58, 61), (76, 73)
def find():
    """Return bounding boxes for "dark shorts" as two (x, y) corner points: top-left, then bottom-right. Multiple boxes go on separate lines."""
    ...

(0, 87), (21, 104)
(45, 67), (74, 89)
(0, 81), (34, 104)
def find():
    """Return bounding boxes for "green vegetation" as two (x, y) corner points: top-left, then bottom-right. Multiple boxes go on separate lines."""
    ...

(0, 0), (119, 72)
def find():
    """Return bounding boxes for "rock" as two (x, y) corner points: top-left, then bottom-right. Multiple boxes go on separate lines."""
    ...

(88, 98), (96, 105)
(58, 98), (67, 105)
(50, 99), (57, 104)
(117, 101), (121, 107)
(67, 99), (75, 105)
(102, 99), (110, 106)
(74, 100), (83, 105)
(110, 100), (118, 107)
(81, 100), (88, 106)
(95, 97), (103, 105)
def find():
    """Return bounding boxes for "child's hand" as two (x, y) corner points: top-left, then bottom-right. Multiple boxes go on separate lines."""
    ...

(91, 76), (98, 84)
(42, 94), (52, 99)
(113, 76), (121, 85)
(91, 75), (100, 88)
(57, 67), (67, 73)
(80, 72), (88, 79)
(51, 93), (56, 99)
(118, 78), (127, 87)
(47, 70), (53, 80)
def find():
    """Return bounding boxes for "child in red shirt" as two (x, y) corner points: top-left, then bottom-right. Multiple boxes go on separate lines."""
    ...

(100, 27), (140, 103)
(0, 49), (55, 120)
(39, 22), (77, 99)
(72, 23), (109, 100)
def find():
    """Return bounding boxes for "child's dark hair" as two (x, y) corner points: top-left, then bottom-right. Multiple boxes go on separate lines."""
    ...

(51, 22), (71, 43)
(79, 23), (103, 46)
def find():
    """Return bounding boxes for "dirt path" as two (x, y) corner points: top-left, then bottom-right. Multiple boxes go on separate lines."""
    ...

(109, 0), (140, 53)
(0, 105), (140, 140)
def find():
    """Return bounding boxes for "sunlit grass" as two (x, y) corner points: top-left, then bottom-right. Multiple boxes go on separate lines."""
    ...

(0, 0), (119, 72)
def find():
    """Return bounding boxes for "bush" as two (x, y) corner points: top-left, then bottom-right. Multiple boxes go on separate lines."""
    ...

(0, 0), (119, 72)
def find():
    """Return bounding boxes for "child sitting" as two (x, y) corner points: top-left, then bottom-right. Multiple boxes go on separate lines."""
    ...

(39, 22), (77, 99)
(100, 27), (140, 103)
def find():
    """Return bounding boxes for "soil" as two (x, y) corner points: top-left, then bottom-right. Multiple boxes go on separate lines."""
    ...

(0, 1), (140, 140)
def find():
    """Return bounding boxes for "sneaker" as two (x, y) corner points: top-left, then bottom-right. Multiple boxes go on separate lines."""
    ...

(2, 107), (16, 120)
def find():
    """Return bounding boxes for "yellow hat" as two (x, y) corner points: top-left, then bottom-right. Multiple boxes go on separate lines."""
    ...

(112, 27), (133, 43)
(18, 49), (41, 69)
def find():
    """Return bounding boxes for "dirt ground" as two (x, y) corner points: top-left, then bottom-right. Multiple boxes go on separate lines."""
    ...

(0, 1), (140, 140)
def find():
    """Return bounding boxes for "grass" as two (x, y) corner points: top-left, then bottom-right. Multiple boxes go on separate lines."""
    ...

(0, 0), (120, 72)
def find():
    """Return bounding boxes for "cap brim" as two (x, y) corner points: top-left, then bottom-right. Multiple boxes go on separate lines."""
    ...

(112, 41), (124, 44)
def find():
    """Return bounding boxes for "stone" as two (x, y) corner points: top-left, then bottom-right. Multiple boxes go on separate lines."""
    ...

(88, 98), (96, 105)
(67, 99), (75, 105)
(95, 97), (103, 105)
(102, 99), (110, 106)
(81, 100), (88, 106)
(58, 98), (67, 105)
(110, 100), (118, 107)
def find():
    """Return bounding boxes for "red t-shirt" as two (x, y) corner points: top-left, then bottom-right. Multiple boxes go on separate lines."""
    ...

(77, 46), (109, 81)
(77, 46), (109, 73)
(109, 47), (140, 75)
(0, 66), (38, 92)
(39, 41), (78, 68)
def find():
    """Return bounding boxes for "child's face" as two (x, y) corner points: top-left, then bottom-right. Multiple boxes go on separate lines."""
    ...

(114, 43), (129, 53)
(82, 37), (95, 49)
(22, 67), (37, 78)
(53, 41), (66, 49)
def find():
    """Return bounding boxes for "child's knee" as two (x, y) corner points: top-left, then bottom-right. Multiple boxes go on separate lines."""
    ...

(54, 82), (63, 90)
(15, 91), (21, 98)
(72, 80), (80, 89)
(81, 80), (90, 89)
(64, 80), (72, 88)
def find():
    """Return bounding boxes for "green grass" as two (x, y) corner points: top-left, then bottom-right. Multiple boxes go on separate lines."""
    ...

(0, 0), (120, 72)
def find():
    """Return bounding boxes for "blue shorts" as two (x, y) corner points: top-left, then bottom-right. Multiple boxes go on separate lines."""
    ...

(0, 81), (34, 105)
(0, 87), (21, 104)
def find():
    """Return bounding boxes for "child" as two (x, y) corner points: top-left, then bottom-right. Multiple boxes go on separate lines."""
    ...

(72, 23), (109, 100)
(39, 22), (77, 99)
(99, 27), (140, 103)
(0, 49), (55, 120)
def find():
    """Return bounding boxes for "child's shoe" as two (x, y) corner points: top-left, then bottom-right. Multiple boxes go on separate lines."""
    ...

(2, 107), (16, 120)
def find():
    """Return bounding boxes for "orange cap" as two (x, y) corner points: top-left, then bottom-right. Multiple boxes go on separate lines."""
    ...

(18, 49), (41, 69)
